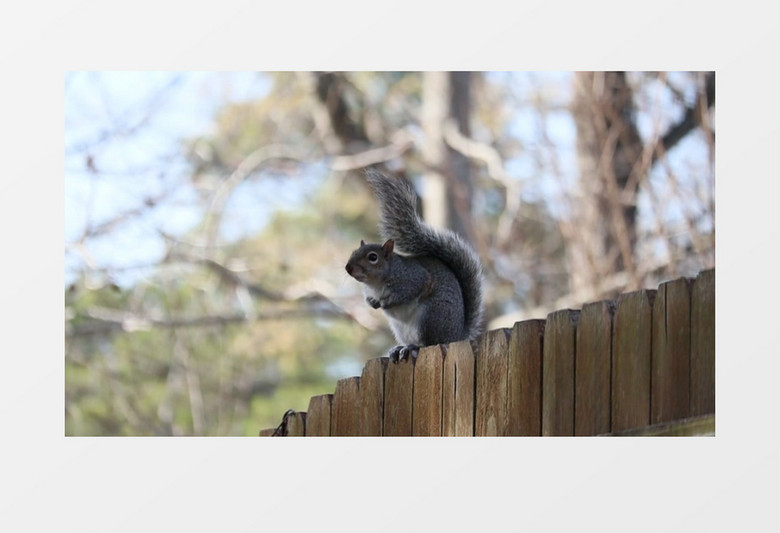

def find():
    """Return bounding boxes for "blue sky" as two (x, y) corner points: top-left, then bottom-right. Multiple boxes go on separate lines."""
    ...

(65, 71), (712, 287)
(65, 72), (273, 285)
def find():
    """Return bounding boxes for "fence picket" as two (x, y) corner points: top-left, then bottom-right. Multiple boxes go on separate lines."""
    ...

(442, 340), (475, 436)
(691, 269), (715, 416)
(475, 329), (511, 436)
(359, 358), (387, 436)
(413, 345), (445, 436)
(612, 290), (655, 432)
(575, 301), (613, 436)
(651, 278), (692, 424)
(542, 310), (579, 436)
(332, 377), (360, 436)
(286, 412), (306, 436)
(507, 320), (544, 436)
(306, 394), (333, 436)
(383, 357), (414, 436)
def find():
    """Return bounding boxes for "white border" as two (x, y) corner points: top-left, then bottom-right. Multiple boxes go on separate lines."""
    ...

(2, 1), (778, 531)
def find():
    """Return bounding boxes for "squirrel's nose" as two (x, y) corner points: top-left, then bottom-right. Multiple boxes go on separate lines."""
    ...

(345, 264), (353, 275)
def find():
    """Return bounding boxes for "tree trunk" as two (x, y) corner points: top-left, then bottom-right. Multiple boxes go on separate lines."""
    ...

(568, 71), (643, 296)
(421, 71), (475, 241)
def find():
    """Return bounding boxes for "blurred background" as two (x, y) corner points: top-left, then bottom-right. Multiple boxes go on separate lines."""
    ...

(64, 71), (714, 436)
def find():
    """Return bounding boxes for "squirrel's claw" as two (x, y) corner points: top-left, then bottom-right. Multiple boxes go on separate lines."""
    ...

(402, 345), (420, 361)
(389, 344), (419, 363)
(388, 345), (403, 362)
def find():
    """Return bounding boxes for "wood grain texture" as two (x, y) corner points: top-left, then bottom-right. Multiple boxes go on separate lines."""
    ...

(359, 358), (388, 436)
(542, 309), (579, 436)
(442, 340), (475, 436)
(383, 357), (415, 436)
(413, 345), (444, 436)
(265, 269), (714, 438)
(285, 412), (307, 436)
(305, 394), (333, 436)
(475, 329), (511, 436)
(332, 377), (360, 436)
(651, 278), (692, 424)
(612, 290), (655, 432)
(507, 320), (544, 436)
(690, 269), (715, 416)
(575, 301), (613, 436)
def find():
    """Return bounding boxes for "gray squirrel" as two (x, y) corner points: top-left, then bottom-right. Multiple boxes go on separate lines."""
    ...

(345, 168), (484, 361)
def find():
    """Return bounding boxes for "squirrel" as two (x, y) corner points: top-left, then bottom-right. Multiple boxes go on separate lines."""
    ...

(345, 168), (484, 361)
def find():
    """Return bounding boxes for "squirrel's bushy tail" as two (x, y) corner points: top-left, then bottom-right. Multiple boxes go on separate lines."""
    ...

(365, 168), (484, 341)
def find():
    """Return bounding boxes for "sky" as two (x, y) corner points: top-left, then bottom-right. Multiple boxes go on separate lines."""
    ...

(65, 72), (273, 285)
(64, 71), (712, 287)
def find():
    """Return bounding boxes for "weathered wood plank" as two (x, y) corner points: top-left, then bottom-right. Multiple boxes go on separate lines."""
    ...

(475, 329), (511, 436)
(263, 268), (714, 438)
(305, 394), (333, 436)
(542, 310), (579, 436)
(413, 345), (445, 436)
(383, 357), (415, 436)
(690, 269), (715, 416)
(358, 358), (387, 436)
(285, 412), (307, 436)
(651, 278), (692, 424)
(612, 290), (655, 432)
(332, 377), (360, 436)
(442, 340), (475, 436)
(575, 301), (613, 436)
(507, 320), (544, 436)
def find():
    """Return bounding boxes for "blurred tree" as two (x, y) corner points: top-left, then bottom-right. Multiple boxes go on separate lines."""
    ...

(567, 71), (715, 299)
(421, 71), (476, 240)
(570, 71), (643, 292)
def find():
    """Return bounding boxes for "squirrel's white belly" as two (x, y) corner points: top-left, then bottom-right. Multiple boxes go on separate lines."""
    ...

(362, 284), (425, 345)
(385, 301), (424, 345)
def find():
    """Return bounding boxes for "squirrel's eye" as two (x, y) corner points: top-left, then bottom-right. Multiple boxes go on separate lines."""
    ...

(367, 252), (378, 263)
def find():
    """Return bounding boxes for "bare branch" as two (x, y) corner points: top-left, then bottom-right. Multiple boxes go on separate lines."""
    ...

(73, 186), (177, 243)
(441, 118), (521, 247)
(204, 144), (308, 251)
(442, 118), (513, 184)
(656, 72), (715, 160)
(489, 254), (680, 329)
(199, 258), (285, 300)
(329, 130), (415, 171)
(68, 304), (354, 337)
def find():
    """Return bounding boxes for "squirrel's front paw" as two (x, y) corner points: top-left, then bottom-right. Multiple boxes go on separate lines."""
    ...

(388, 344), (419, 363)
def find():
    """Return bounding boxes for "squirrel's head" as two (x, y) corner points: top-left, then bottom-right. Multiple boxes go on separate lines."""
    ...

(345, 239), (395, 284)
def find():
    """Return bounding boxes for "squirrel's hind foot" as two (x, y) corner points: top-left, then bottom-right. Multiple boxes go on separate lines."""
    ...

(388, 344), (419, 363)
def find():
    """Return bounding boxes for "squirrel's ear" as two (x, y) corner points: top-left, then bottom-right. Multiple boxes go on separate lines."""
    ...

(382, 239), (395, 256)
(360, 239), (365, 246)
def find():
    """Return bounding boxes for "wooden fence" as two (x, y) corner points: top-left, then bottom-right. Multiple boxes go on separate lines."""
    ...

(260, 269), (714, 436)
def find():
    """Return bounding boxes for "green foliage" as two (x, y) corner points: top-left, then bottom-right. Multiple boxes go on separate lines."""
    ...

(66, 274), (369, 435)
(65, 177), (378, 435)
